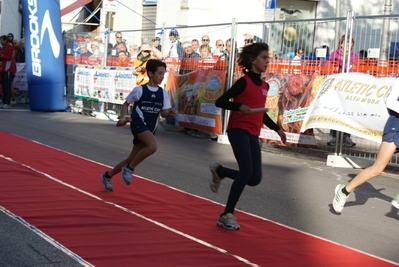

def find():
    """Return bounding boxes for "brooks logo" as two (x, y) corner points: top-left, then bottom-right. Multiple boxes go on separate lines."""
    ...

(28, 0), (61, 77)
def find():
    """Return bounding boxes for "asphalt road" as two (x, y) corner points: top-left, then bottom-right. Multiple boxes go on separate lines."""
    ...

(0, 107), (398, 266)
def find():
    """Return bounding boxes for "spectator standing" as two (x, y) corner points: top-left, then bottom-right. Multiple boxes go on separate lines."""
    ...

(310, 45), (330, 60)
(116, 42), (130, 57)
(330, 35), (358, 72)
(88, 42), (103, 66)
(15, 38), (25, 63)
(327, 34), (359, 147)
(214, 39), (225, 56)
(179, 41), (200, 75)
(113, 32), (124, 48)
(74, 36), (85, 54)
(10, 39), (21, 105)
(6, 33), (16, 104)
(152, 37), (162, 52)
(94, 36), (105, 54)
(0, 35), (16, 109)
(76, 41), (92, 66)
(167, 28), (184, 58)
(307, 47), (318, 60)
(291, 47), (304, 74)
(293, 47), (304, 60)
(201, 35), (214, 53)
(7, 33), (14, 44)
(192, 39), (200, 53)
(132, 43), (162, 86)
(77, 41), (92, 57)
(219, 38), (236, 60)
(117, 51), (131, 67)
(199, 44), (212, 59)
(84, 33), (92, 53)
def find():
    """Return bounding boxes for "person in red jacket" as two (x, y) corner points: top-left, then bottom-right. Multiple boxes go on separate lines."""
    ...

(0, 35), (16, 109)
(209, 43), (287, 230)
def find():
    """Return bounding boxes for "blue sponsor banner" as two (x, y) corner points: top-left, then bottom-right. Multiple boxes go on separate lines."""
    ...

(22, 0), (66, 111)
(265, 0), (276, 9)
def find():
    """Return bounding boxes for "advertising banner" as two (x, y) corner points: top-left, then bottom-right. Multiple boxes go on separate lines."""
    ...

(74, 67), (94, 100)
(257, 73), (325, 146)
(165, 68), (225, 134)
(13, 63), (28, 91)
(22, 0), (66, 111)
(301, 73), (392, 143)
(113, 69), (136, 105)
(74, 66), (135, 104)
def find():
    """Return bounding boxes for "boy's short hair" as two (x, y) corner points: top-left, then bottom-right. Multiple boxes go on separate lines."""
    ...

(146, 59), (167, 73)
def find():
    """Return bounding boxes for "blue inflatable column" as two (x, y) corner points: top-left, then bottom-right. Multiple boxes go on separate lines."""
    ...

(22, 0), (66, 111)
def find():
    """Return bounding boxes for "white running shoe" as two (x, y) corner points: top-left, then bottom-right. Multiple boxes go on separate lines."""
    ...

(100, 172), (113, 192)
(1, 104), (11, 109)
(217, 213), (240, 230)
(333, 184), (349, 213)
(209, 161), (222, 193)
(121, 164), (133, 185)
(391, 195), (399, 209)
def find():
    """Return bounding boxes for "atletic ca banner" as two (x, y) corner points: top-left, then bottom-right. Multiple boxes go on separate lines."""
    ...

(301, 73), (392, 143)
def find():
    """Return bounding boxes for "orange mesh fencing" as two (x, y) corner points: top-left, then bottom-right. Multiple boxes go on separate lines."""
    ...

(65, 55), (134, 67)
(266, 59), (340, 75)
(65, 56), (399, 78)
(164, 57), (228, 72)
(353, 59), (399, 77)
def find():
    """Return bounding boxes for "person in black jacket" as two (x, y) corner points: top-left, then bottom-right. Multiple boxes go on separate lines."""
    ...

(15, 38), (25, 63)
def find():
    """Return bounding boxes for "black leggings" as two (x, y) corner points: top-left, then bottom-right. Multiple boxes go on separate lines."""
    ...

(218, 128), (262, 214)
(1, 71), (12, 105)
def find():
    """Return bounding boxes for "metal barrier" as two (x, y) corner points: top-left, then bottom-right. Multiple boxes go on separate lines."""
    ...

(64, 12), (399, 167)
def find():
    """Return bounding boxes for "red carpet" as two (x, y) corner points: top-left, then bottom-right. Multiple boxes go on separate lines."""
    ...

(0, 130), (397, 266)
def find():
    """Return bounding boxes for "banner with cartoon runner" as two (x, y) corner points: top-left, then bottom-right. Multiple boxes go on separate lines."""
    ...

(301, 73), (391, 143)
(165, 68), (225, 134)
(259, 73), (326, 146)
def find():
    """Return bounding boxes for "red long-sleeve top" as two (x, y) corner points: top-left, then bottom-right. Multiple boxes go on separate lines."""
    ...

(1, 42), (16, 73)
